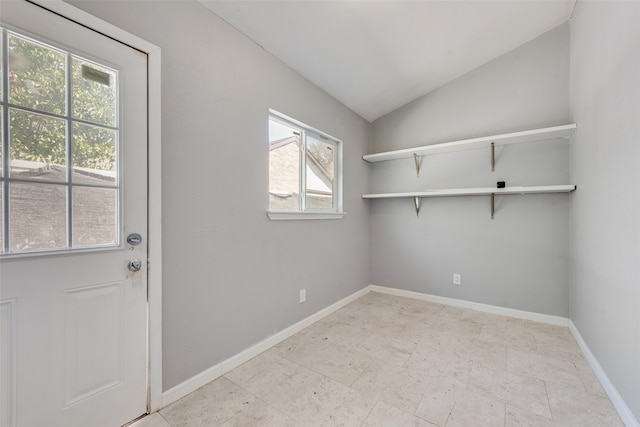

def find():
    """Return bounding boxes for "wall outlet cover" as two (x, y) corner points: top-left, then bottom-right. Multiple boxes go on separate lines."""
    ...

(453, 274), (462, 285)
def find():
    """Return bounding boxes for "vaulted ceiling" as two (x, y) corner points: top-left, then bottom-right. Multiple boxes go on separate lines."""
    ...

(199, 1), (576, 122)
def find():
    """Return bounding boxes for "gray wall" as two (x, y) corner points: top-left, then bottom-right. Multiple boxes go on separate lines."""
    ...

(570, 1), (640, 421)
(68, 1), (371, 390)
(370, 24), (572, 316)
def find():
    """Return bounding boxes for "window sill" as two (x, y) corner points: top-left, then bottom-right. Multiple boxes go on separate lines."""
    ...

(267, 211), (347, 221)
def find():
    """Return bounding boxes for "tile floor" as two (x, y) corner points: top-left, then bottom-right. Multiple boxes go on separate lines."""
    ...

(133, 291), (624, 426)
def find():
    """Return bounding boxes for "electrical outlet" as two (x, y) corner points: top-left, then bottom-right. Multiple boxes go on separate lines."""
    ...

(453, 273), (462, 285)
(299, 289), (306, 303)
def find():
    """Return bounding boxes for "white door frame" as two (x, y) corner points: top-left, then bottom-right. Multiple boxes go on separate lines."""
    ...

(28, 0), (164, 413)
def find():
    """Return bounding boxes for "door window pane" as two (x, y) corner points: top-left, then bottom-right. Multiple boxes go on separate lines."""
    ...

(305, 135), (334, 209)
(0, 185), (3, 254)
(9, 109), (66, 181)
(72, 187), (117, 247)
(1, 28), (122, 255)
(0, 31), (3, 102)
(10, 183), (67, 251)
(0, 106), (3, 176)
(72, 58), (116, 127)
(269, 120), (300, 211)
(72, 123), (116, 185)
(8, 34), (66, 115)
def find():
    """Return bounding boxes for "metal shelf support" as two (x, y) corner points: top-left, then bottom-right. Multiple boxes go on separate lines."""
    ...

(491, 142), (495, 172)
(490, 193), (495, 220)
(413, 153), (421, 177)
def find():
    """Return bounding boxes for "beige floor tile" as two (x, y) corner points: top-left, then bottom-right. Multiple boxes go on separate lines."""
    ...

(534, 331), (585, 362)
(445, 333), (477, 360)
(468, 363), (551, 418)
(400, 322), (451, 351)
(477, 325), (538, 352)
(505, 404), (559, 427)
(359, 293), (431, 320)
(128, 413), (171, 427)
(507, 347), (583, 389)
(460, 310), (507, 333)
(156, 293), (621, 427)
(362, 400), (437, 427)
(546, 381), (624, 426)
(404, 347), (471, 387)
(350, 292), (427, 314)
(414, 375), (465, 427)
(445, 389), (505, 427)
(224, 351), (281, 385)
(269, 329), (321, 358)
(224, 352), (322, 412)
(352, 362), (431, 413)
(220, 398), (295, 427)
(430, 315), (483, 337)
(278, 338), (376, 386)
(342, 291), (387, 310)
(438, 305), (466, 320)
(333, 306), (409, 336)
(285, 376), (376, 426)
(324, 321), (381, 350)
(355, 331), (416, 366)
(468, 338), (507, 371)
(403, 348), (452, 378)
(159, 376), (257, 426)
(506, 318), (568, 340)
(573, 357), (608, 397)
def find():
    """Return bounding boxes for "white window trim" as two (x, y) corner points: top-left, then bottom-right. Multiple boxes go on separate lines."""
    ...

(268, 109), (345, 220)
(267, 211), (346, 221)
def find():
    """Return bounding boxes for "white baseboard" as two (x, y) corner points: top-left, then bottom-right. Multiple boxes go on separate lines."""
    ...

(161, 286), (370, 407)
(370, 284), (569, 326)
(569, 321), (639, 427)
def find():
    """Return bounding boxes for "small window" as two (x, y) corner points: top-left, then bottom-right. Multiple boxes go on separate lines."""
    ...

(268, 111), (343, 219)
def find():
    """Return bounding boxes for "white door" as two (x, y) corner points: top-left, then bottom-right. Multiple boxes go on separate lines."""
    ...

(0, 2), (148, 426)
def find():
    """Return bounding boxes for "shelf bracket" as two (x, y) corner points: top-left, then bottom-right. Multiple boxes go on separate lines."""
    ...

(413, 153), (421, 177)
(413, 196), (421, 217)
(490, 193), (495, 220)
(491, 142), (495, 172)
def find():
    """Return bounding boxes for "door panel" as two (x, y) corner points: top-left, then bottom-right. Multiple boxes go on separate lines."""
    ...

(64, 282), (123, 406)
(1, 299), (16, 427)
(0, 2), (148, 426)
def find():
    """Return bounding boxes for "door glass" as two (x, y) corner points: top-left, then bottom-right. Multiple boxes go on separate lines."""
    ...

(0, 31), (3, 103)
(72, 187), (117, 247)
(0, 106), (3, 253)
(9, 109), (66, 181)
(1, 29), (120, 254)
(9, 182), (67, 251)
(0, 106), (3, 176)
(72, 122), (116, 185)
(0, 184), (3, 254)
(72, 58), (116, 127)
(8, 34), (66, 115)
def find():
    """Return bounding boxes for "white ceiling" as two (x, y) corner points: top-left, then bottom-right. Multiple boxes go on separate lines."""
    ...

(199, 0), (575, 122)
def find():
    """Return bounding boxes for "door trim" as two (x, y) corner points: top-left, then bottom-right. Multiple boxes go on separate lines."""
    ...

(29, 0), (163, 413)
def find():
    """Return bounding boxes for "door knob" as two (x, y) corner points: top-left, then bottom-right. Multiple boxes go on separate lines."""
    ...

(128, 259), (142, 272)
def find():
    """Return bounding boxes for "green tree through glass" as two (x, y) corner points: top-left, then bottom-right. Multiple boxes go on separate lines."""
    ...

(9, 34), (116, 171)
